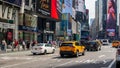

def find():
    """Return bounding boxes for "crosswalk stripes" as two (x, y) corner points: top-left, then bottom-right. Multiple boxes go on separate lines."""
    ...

(74, 59), (112, 64)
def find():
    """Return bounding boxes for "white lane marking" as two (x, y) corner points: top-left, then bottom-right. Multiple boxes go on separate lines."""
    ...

(92, 59), (97, 64)
(53, 60), (73, 68)
(108, 59), (115, 68)
(103, 60), (107, 64)
(99, 55), (105, 58)
(75, 59), (85, 63)
(79, 59), (95, 64)
(101, 59), (116, 68)
(83, 60), (92, 63)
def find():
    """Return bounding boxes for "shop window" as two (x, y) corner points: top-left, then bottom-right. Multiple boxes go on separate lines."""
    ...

(2, 5), (6, 18)
(12, 9), (17, 21)
(18, 13), (23, 25)
(7, 7), (11, 19)
(46, 22), (50, 30)
(25, 14), (32, 27)
(24, 32), (30, 41)
(25, 0), (29, 6)
(18, 31), (23, 39)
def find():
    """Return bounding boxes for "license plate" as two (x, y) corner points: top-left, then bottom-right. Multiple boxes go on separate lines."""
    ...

(35, 48), (37, 50)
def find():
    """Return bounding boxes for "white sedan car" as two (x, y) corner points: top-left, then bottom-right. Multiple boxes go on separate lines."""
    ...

(31, 43), (55, 55)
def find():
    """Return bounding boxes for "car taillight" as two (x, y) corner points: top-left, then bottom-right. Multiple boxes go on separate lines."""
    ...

(117, 49), (120, 55)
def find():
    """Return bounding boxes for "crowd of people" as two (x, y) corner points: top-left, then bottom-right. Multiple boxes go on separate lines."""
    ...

(0, 39), (37, 52)
(0, 39), (63, 52)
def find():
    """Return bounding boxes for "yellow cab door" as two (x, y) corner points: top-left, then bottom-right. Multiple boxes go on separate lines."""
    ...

(75, 42), (84, 53)
(80, 43), (85, 53)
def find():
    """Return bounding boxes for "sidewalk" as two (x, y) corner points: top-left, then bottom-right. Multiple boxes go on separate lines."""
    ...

(0, 48), (31, 54)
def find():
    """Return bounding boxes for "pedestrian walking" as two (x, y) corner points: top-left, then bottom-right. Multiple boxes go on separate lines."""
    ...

(22, 40), (26, 50)
(1, 39), (7, 52)
(31, 40), (35, 47)
(26, 41), (30, 50)
(12, 39), (19, 51)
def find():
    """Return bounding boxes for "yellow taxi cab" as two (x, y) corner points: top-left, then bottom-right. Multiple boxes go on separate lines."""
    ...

(59, 41), (85, 57)
(112, 41), (119, 47)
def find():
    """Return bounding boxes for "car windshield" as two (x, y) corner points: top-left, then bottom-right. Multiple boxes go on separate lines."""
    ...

(37, 43), (45, 46)
(89, 42), (96, 45)
(61, 43), (73, 46)
(103, 40), (107, 42)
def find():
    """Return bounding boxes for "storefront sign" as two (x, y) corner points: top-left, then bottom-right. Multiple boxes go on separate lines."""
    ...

(0, 22), (15, 29)
(44, 30), (54, 33)
(19, 25), (37, 32)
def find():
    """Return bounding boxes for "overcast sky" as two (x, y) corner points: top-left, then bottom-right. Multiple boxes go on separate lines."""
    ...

(85, 0), (96, 19)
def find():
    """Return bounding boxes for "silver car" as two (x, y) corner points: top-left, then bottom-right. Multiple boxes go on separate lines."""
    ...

(31, 43), (55, 55)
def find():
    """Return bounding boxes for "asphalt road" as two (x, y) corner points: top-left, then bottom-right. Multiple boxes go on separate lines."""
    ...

(0, 44), (117, 68)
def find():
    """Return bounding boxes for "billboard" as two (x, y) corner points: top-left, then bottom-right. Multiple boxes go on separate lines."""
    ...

(36, 0), (51, 16)
(75, 0), (85, 13)
(4, 0), (22, 6)
(56, 0), (62, 20)
(51, 0), (62, 20)
(62, 0), (72, 15)
(106, 0), (117, 36)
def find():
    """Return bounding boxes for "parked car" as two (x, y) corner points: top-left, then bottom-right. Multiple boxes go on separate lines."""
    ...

(112, 41), (119, 47)
(86, 40), (101, 51)
(101, 39), (109, 45)
(116, 46), (120, 67)
(31, 43), (55, 55)
(59, 41), (85, 57)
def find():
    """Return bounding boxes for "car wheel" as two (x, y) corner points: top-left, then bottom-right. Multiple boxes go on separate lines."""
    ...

(33, 53), (36, 55)
(75, 51), (79, 57)
(52, 49), (55, 54)
(60, 54), (64, 57)
(44, 50), (47, 55)
(87, 49), (89, 51)
(116, 61), (120, 68)
(96, 48), (99, 51)
(82, 51), (85, 56)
